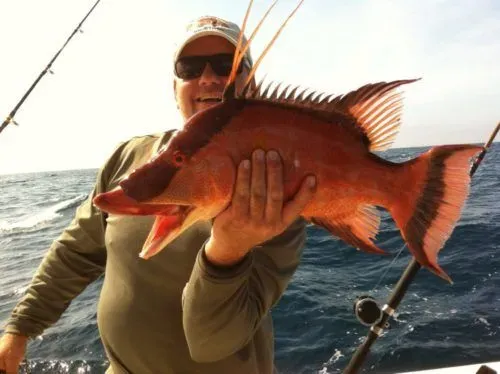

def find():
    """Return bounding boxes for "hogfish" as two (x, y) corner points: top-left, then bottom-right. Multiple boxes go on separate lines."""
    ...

(93, 1), (481, 282)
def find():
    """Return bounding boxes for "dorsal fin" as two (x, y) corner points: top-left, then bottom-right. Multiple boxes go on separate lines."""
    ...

(229, 0), (279, 89)
(223, 0), (306, 99)
(241, 0), (305, 90)
(225, 0), (254, 93)
(242, 78), (421, 151)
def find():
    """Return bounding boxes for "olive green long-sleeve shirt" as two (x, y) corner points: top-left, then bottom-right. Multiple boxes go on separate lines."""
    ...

(4, 130), (307, 374)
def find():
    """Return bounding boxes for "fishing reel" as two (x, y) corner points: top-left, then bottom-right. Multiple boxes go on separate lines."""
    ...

(353, 295), (389, 328)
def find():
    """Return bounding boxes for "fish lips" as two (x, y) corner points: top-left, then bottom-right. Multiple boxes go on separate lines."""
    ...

(93, 188), (199, 258)
(93, 188), (180, 216)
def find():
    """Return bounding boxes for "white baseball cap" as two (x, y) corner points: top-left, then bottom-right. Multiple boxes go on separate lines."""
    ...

(172, 16), (254, 72)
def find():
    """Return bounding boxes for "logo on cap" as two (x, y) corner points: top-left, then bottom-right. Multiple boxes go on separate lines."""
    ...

(188, 16), (230, 31)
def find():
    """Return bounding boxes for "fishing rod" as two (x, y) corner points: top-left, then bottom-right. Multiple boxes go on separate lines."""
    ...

(343, 121), (500, 374)
(0, 0), (102, 135)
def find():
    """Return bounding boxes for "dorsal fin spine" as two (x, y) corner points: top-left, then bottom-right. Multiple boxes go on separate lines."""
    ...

(295, 87), (309, 102)
(366, 104), (401, 134)
(287, 86), (299, 101)
(232, 0), (279, 87)
(278, 84), (291, 100)
(363, 96), (401, 132)
(269, 82), (283, 100)
(261, 81), (273, 98)
(356, 81), (407, 114)
(225, 0), (254, 90)
(242, 0), (306, 91)
(312, 92), (324, 104)
(249, 76), (267, 98)
(361, 92), (400, 124)
(302, 91), (316, 103)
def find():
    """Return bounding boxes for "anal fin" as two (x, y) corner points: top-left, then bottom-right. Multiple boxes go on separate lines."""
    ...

(312, 205), (385, 254)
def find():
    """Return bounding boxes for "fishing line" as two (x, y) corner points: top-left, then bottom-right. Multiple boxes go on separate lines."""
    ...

(351, 244), (407, 329)
(0, 0), (102, 135)
(372, 243), (407, 292)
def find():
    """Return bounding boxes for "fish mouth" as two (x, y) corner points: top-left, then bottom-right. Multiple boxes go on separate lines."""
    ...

(139, 204), (200, 259)
(93, 188), (200, 259)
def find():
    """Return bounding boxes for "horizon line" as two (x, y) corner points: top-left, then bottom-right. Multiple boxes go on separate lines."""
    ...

(1, 140), (496, 177)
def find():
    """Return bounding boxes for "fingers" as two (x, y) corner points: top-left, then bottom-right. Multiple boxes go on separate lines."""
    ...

(232, 149), (316, 228)
(282, 175), (316, 226)
(265, 150), (284, 222)
(249, 149), (266, 219)
(232, 159), (251, 217)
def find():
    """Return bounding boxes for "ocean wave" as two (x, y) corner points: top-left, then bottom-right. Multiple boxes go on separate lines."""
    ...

(18, 359), (109, 374)
(0, 194), (86, 233)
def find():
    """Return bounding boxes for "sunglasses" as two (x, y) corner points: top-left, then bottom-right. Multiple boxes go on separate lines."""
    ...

(174, 53), (247, 80)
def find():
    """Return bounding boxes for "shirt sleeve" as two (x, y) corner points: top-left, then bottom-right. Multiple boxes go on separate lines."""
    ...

(181, 217), (307, 362)
(3, 143), (126, 338)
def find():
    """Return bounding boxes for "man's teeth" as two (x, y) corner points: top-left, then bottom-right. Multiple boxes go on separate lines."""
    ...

(197, 96), (222, 102)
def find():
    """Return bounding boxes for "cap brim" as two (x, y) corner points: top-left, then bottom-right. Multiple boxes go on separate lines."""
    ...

(173, 30), (251, 70)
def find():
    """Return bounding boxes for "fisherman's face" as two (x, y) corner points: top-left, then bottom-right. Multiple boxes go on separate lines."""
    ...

(173, 35), (250, 121)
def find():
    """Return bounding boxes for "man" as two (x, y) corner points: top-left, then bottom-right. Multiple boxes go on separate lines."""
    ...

(0, 16), (316, 374)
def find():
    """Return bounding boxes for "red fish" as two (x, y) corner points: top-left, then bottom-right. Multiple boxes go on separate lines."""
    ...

(93, 1), (481, 282)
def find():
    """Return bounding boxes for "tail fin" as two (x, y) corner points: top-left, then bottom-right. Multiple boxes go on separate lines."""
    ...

(390, 145), (482, 283)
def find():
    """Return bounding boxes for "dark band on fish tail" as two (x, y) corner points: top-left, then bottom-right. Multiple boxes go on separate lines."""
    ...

(392, 144), (481, 282)
(404, 151), (447, 260)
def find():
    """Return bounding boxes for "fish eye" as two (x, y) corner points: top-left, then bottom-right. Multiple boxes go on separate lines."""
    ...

(172, 150), (186, 167)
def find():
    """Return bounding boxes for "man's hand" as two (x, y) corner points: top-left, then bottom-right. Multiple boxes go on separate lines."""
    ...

(205, 149), (316, 267)
(0, 333), (28, 374)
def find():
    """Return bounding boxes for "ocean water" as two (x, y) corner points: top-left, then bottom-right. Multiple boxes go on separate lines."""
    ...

(0, 144), (499, 374)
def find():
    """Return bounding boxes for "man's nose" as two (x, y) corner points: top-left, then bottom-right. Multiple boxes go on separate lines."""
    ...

(198, 63), (224, 86)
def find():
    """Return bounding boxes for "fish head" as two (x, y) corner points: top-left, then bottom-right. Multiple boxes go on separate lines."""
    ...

(94, 103), (239, 259)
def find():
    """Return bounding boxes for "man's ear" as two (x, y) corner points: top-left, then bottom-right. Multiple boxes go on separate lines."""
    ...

(249, 76), (257, 91)
(245, 65), (257, 90)
(173, 79), (179, 109)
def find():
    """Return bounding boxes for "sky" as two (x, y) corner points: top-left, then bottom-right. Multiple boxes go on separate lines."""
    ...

(0, 0), (498, 175)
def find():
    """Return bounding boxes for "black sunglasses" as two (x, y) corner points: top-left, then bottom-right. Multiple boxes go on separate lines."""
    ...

(174, 53), (246, 80)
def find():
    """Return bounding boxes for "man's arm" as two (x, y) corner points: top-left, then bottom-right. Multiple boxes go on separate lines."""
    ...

(182, 218), (306, 362)
(3, 142), (126, 338)
(182, 149), (315, 362)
